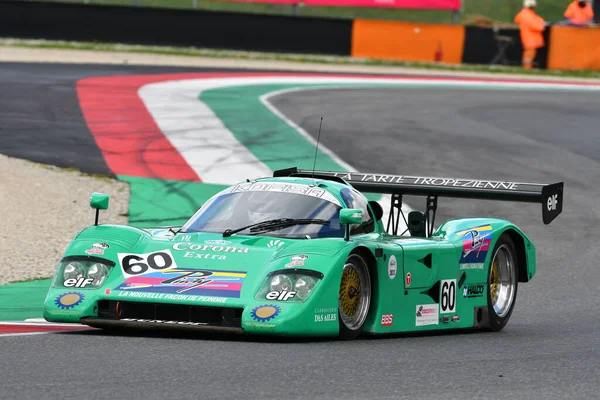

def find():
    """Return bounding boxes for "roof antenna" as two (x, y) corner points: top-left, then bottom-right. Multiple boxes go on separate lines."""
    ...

(312, 117), (323, 178)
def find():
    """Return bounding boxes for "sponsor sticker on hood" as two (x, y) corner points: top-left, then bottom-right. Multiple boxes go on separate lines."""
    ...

(285, 254), (308, 267)
(85, 242), (109, 255)
(116, 249), (247, 298)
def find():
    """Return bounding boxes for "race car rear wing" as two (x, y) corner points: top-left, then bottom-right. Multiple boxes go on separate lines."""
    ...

(273, 168), (563, 234)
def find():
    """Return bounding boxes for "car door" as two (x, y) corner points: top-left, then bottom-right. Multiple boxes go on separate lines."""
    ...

(398, 238), (440, 290)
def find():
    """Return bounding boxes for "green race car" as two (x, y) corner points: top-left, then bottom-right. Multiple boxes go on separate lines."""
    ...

(43, 167), (563, 339)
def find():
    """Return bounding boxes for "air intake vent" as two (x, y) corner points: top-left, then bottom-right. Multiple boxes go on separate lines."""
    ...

(97, 300), (243, 328)
(76, 227), (143, 249)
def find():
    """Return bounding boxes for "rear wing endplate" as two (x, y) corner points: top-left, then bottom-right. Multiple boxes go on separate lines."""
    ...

(273, 167), (564, 225)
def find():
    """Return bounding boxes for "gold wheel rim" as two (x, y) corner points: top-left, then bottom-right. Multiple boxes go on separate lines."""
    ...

(339, 266), (361, 317)
(490, 259), (499, 304)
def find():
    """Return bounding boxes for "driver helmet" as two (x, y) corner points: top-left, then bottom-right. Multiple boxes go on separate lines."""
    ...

(246, 191), (284, 224)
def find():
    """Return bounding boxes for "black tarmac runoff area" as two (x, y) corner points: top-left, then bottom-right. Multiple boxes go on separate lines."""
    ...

(1, 63), (599, 400)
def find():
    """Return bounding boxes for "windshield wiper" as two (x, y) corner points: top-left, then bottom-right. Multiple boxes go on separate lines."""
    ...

(222, 218), (329, 238)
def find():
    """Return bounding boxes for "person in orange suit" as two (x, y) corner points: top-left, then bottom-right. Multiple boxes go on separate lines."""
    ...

(564, 0), (595, 26)
(514, 0), (547, 69)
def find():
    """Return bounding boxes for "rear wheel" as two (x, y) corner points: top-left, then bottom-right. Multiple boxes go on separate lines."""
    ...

(338, 254), (371, 340)
(487, 234), (519, 331)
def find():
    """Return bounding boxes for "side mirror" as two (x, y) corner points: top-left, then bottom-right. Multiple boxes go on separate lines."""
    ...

(90, 192), (109, 225)
(339, 208), (362, 241)
(339, 208), (362, 225)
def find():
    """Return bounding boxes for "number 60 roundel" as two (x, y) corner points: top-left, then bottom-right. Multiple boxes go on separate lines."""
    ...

(440, 279), (456, 314)
(117, 250), (178, 277)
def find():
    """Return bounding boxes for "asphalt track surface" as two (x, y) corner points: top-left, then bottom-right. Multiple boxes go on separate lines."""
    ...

(0, 63), (244, 176)
(1, 63), (599, 399)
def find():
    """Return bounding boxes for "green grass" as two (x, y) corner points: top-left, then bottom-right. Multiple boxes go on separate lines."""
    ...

(3, 38), (600, 79)
(36, 0), (571, 24)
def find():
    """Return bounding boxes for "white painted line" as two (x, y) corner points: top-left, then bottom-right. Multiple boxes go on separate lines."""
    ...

(259, 85), (360, 173)
(139, 77), (418, 232)
(1, 320), (87, 327)
(139, 76), (600, 185)
(139, 76), (600, 233)
(139, 78), (270, 184)
(0, 320), (95, 338)
(259, 85), (411, 233)
(0, 332), (54, 338)
(24, 318), (47, 323)
(140, 77), (395, 184)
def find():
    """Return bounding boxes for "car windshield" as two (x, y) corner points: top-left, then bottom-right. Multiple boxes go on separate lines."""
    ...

(180, 182), (344, 239)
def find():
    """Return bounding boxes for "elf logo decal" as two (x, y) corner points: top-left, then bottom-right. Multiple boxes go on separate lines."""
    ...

(547, 194), (558, 211)
(440, 279), (456, 314)
(265, 290), (296, 301)
(64, 278), (94, 288)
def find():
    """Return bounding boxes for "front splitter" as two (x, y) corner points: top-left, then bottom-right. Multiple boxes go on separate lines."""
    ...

(81, 317), (246, 335)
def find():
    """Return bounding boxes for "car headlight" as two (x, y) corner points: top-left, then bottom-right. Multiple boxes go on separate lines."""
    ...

(63, 262), (86, 281)
(87, 263), (110, 287)
(270, 274), (293, 292)
(256, 269), (323, 303)
(52, 258), (114, 289)
(294, 276), (317, 301)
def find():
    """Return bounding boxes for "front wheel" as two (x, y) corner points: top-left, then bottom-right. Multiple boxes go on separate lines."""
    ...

(487, 234), (519, 331)
(338, 254), (371, 340)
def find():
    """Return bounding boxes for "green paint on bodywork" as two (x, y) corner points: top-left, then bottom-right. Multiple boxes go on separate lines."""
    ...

(40, 169), (538, 336)
(339, 208), (363, 225)
(2, 82), (543, 331)
(41, 177), (365, 334)
(90, 192), (110, 210)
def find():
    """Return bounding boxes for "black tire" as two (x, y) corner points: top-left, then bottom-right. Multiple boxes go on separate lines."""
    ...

(487, 233), (519, 332)
(338, 253), (372, 340)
